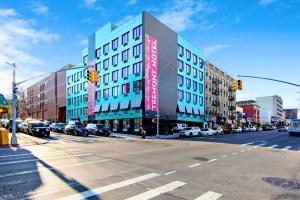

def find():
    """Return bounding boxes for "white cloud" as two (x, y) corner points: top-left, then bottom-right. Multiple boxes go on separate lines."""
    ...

(157, 0), (215, 32)
(204, 44), (231, 56)
(0, 8), (17, 17)
(128, 0), (137, 5)
(259, 0), (278, 6)
(84, 0), (97, 6)
(31, 2), (49, 14)
(0, 8), (59, 96)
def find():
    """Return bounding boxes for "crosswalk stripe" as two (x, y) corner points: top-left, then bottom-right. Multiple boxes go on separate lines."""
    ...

(208, 159), (217, 163)
(253, 143), (266, 148)
(194, 191), (223, 200)
(189, 163), (201, 168)
(0, 153), (34, 158)
(164, 171), (176, 176)
(281, 146), (291, 151)
(58, 173), (160, 200)
(267, 145), (278, 149)
(0, 159), (111, 178)
(125, 181), (186, 200)
(0, 153), (91, 166)
(240, 142), (253, 146)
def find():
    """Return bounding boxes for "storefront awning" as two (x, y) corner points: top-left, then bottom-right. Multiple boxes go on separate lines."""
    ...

(178, 104), (185, 113)
(186, 106), (193, 114)
(101, 103), (109, 112)
(131, 98), (142, 108)
(192, 107), (199, 115)
(120, 100), (130, 110)
(110, 102), (119, 111)
(93, 105), (101, 113)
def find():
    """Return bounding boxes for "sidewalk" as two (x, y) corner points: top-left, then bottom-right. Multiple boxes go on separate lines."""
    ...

(3, 133), (48, 147)
(112, 132), (180, 139)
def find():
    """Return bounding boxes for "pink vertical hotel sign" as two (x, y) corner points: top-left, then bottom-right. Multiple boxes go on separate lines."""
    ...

(145, 34), (158, 112)
(87, 59), (96, 115)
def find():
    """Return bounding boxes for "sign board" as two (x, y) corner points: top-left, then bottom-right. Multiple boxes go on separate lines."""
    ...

(145, 34), (158, 112)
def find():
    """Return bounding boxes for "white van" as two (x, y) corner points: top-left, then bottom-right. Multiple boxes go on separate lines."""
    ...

(288, 119), (300, 136)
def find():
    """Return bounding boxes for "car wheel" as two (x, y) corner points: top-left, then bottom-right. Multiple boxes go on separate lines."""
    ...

(198, 132), (202, 137)
(189, 132), (193, 137)
(46, 133), (50, 137)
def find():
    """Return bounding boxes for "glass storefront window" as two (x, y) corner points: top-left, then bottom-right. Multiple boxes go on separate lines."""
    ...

(123, 119), (130, 132)
(113, 119), (119, 132)
(134, 118), (142, 132)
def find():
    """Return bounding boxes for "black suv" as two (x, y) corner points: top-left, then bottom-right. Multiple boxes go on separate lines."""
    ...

(86, 124), (111, 136)
(64, 121), (88, 136)
(27, 121), (50, 137)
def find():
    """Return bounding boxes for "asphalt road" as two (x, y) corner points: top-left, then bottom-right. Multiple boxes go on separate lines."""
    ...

(0, 131), (300, 200)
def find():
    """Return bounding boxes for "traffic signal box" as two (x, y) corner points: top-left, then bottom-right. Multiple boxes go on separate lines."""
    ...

(87, 70), (99, 83)
(237, 80), (243, 90)
(232, 80), (243, 91)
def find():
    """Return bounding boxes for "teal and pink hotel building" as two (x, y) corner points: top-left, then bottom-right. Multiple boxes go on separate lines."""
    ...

(66, 11), (206, 134)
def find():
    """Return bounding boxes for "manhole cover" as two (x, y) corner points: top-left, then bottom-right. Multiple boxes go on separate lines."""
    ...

(194, 157), (209, 161)
(262, 177), (300, 190)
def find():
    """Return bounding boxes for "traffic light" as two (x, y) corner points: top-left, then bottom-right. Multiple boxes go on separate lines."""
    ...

(87, 70), (99, 83)
(237, 79), (243, 90)
(232, 80), (238, 91)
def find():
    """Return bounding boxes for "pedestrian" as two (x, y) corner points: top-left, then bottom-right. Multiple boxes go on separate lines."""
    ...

(140, 127), (146, 139)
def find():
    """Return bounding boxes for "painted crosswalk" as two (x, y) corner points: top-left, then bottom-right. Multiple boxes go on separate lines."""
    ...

(240, 142), (299, 152)
(194, 191), (223, 200)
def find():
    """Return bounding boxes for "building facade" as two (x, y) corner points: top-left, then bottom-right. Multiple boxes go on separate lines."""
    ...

(283, 108), (299, 120)
(205, 63), (236, 128)
(66, 12), (205, 134)
(256, 95), (283, 121)
(236, 100), (260, 125)
(27, 65), (73, 122)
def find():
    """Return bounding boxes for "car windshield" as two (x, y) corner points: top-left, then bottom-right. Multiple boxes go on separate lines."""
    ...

(32, 123), (45, 127)
(184, 128), (192, 130)
(96, 125), (104, 129)
(202, 129), (209, 131)
(56, 123), (64, 127)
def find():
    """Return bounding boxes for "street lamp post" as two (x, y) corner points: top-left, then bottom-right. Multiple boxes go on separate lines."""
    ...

(156, 62), (172, 138)
(5, 62), (18, 145)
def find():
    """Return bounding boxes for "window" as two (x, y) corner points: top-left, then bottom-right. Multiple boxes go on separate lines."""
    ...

(112, 38), (118, 50)
(198, 71), (203, 81)
(177, 45), (184, 56)
(193, 94), (198, 104)
(103, 58), (109, 69)
(95, 91), (101, 101)
(112, 70), (118, 82)
(186, 64), (191, 74)
(133, 80), (142, 92)
(103, 73), (109, 84)
(199, 58), (204, 68)
(84, 94), (88, 102)
(199, 83), (204, 93)
(122, 49), (129, 62)
(112, 86), (119, 97)
(133, 62), (142, 75)
(122, 32), (129, 45)
(83, 56), (88, 65)
(96, 62), (101, 71)
(84, 82), (88, 90)
(186, 78), (191, 88)
(186, 50), (191, 60)
(103, 88), (109, 99)
(193, 54), (197, 64)
(186, 92), (191, 102)
(103, 43), (109, 55)
(112, 54), (118, 66)
(83, 69), (87, 78)
(178, 90), (184, 100)
(133, 25), (142, 39)
(95, 48), (101, 59)
(122, 83), (130, 95)
(177, 75), (184, 85)
(122, 66), (130, 78)
(175, 60), (182, 72)
(133, 43), (142, 57)
(193, 81), (198, 91)
(199, 96), (204, 105)
(192, 67), (197, 77)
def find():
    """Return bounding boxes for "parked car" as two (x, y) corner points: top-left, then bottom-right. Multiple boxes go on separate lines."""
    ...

(172, 124), (187, 133)
(288, 119), (300, 136)
(278, 126), (288, 132)
(212, 127), (223, 135)
(201, 128), (215, 136)
(27, 121), (50, 137)
(232, 127), (243, 133)
(49, 123), (65, 133)
(249, 126), (257, 132)
(86, 124), (111, 136)
(18, 122), (28, 133)
(179, 127), (201, 137)
(64, 121), (88, 136)
(44, 120), (52, 127)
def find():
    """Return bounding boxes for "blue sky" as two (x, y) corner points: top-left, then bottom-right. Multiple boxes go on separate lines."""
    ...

(0, 0), (299, 108)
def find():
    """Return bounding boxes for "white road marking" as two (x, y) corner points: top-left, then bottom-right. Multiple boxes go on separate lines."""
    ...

(0, 159), (111, 178)
(0, 153), (91, 166)
(281, 146), (291, 151)
(125, 181), (186, 200)
(222, 155), (227, 158)
(164, 171), (176, 176)
(267, 144), (278, 149)
(189, 163), (201, 168)
(232, 152), (237, 155)
(240, 142), (253, 146)
(0, 153), (34, 158)
(194, 191), (223, 200)
(58, 173), (160, 200)
(240, 150), (245, 152)
(208, 159), (217, 163)
(253, 143), (266, 148)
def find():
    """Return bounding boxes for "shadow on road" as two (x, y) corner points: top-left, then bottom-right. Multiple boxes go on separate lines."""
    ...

(0, 146), (101, 200)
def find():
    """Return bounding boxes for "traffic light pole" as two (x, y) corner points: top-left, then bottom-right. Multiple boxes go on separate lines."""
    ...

(238, 75), (300, 87)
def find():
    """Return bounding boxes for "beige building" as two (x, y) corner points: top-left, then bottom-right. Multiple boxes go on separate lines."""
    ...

(205, 63), (236, 127)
